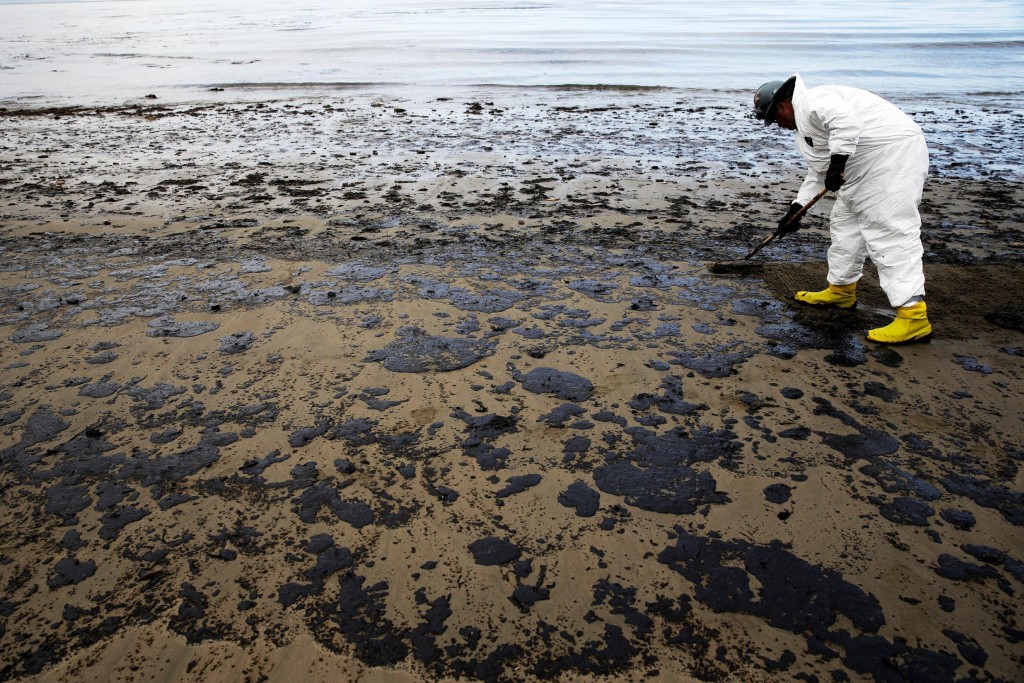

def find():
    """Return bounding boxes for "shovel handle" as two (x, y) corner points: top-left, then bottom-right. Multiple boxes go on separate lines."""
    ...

(781, 186), (829, 227)
(743, 187), (829, 260)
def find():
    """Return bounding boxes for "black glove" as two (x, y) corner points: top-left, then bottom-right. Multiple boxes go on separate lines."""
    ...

(825, 154), (849, 192)
(776, 202), (804, 237)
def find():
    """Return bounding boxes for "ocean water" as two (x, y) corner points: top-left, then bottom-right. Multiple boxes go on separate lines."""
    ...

(0, 0), (1022, 107)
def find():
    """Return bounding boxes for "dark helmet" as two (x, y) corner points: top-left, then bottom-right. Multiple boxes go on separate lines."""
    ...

(753, 75), (796, 125)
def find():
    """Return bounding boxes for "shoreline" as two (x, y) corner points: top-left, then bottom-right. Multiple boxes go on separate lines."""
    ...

(1, 93), (1023, 682)
(3, 82), (1023, 126)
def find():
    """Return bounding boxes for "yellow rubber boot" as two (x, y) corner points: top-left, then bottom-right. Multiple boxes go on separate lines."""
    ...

(867, 301), (932, 344)
(794, 283), (857, 309)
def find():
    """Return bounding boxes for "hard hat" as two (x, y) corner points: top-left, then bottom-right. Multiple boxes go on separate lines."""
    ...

(753, 76), (796, 125)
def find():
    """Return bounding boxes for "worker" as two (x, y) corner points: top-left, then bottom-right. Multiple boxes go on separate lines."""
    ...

(753, 74), (932, 344)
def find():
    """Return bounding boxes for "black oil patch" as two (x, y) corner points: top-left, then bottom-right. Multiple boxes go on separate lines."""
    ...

(146, 318), (220, 338)
(292, 480), (374, 528)
(358, 387), (406, 411)
(78, 380), (120, 398)
(658, 527), (905, 674)
(44, 484), (91, 525)
(9, 322), (62, 343)
(365, 326), (495, 372)
(450, 288), (525, 313)
(594, 461), (723, 514)
(538, 403), (586, 427)
(593, 426), (738, 514)
(558, 481), (601, 517)
(940, 473), (1024, 526)
(813, 398), (899, 461)
(518, 367), (594, 402)
(169, 582), (229, 644)
(496, 473), (542, 498)
(666, 347), (753, 378)
(859, 461), (942, 500)
(85, 350), (118, 364)
(943, 629), (989, 666)
(47, 557), (97, 589)
(953, 355), (995, 374)
(939, 508), (976, 530)
(309, 286), (394, 306)
(591, 578), (655, 640)
(841, 635), (962, 681)
(531, 625), (639, 679)
(452, 409), (517, 470)
(934, 554), (1001, 583)
(763, 484), (792, 504)
(756, 314), (868, 367)
(878, 496), (935, 526)
(468, 537), (522, 566)
(302, 573), (498, 676)
(863, 381), (900, 402)
(961, 544), (1013, 568)
(98, 506), (151, 540)
(629, 376), (706, 416)
(0, 406), (70, 473)
(289, 421), (331, 447)
(125, 382), (188, 411)
(219, 331), (257, 354)
(278, 535), (354, 608)
(985, 299), (1024, 332)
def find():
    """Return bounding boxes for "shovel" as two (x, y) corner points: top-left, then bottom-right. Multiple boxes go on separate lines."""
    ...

(707, 187), (829, 275)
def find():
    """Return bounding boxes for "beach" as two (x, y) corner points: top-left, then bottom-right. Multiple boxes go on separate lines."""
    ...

(1, 89), (1023, 682)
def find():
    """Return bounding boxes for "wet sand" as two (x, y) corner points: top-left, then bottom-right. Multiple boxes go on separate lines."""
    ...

(1, 92), (1023, 682)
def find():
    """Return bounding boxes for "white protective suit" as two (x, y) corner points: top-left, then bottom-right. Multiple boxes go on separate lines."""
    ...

(790, 74), (929, 308)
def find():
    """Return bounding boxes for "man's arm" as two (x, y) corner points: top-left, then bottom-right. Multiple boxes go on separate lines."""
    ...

(816, 91), (862, 157)
(794, 90), (861, 202)
(796, 168), (825, 206)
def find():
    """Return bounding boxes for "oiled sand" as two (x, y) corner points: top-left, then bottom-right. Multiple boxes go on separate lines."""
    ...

(1, 92), (1023, 682)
